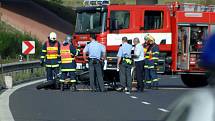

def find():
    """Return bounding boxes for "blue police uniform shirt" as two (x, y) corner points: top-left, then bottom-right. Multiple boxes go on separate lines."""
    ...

(83, 39), (106, 59)
(117, 43), (133, 58)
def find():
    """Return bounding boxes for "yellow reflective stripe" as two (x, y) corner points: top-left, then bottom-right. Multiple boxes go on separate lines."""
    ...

(47, 57), (58, 59)
(59, 79), (64, 82)
(46, 64), (59, 67)
(148, 66), (154, 69)
(145, 81), (152, 83)
(46, 54), (58, 59)
(60, 50), (70, 53)
(153, 52), (159, 54)
(40, 56), (45, 59)
(152, 57), (159, 60)
(47, 54), (58, 57)
(145, 56), (149, 58)
(62, 58), (74, 61)
(42, 50), (47, 52)
(144, 65), (148, 68)
(61, 58), (74, 63)
(62, 61), (73, 64)
(76, 49), (80, 56)
(70, 80), (76, 83)
(153, 79), (159, 82)
(47, 47), (58, 51)
(146, 52), (151, 54)
(61, 69), (76, 72)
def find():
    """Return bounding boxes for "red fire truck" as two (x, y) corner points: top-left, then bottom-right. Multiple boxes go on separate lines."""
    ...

(73, 1), (215, 87)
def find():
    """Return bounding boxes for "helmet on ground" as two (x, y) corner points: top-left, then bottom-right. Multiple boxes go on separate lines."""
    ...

(49, 32), (57, 42)
(144, 34), (155, 43)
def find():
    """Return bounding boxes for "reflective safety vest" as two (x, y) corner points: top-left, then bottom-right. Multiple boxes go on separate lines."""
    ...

(60, 44), (74, 64)
(46, 41), (58, 59)
(143, 43), (149, 58)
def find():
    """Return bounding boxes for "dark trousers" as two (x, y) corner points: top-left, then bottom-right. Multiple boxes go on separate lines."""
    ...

(145, 68), (158, 86)
(60, 71), (76, 82)
(119, 63), (132, 91)
(89, 60), (104, 92)
(46, 67), (59, 82)
(135, 60), (144, 91)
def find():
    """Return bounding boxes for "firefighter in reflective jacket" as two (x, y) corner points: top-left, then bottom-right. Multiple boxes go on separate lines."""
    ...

(59, 35), (79, 90)
(40, 32), (60, 83)
(144, 34), (159, 89)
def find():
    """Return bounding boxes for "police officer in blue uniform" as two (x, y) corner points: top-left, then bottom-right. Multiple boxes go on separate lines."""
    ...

(83, 34), (106, 92)
(117, 37), (133, 93)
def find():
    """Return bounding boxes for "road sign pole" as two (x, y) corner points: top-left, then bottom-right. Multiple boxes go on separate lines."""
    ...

(26, 55), (29, 62)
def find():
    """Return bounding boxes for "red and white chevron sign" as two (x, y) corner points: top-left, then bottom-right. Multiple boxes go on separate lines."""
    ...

(22, 41), (35, 55)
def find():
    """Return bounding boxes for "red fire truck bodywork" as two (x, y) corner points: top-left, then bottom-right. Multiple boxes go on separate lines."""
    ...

(73, 2), (215, 87)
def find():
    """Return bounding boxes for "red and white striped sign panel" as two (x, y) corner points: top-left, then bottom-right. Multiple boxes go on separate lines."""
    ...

(22, 41), (35, 55)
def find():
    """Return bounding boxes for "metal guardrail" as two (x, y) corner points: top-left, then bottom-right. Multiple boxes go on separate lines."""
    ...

(0, 60), (45, 90)
(0, 60), (41, 74)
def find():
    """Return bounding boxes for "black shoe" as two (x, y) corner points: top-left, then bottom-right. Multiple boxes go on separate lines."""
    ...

(70, 85), (77, 92)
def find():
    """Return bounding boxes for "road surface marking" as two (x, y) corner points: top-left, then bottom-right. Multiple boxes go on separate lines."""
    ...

(158, 108), (169, 113)
(158, 87), (190, 90)
(170, 76), (178, 79)
(130, 96), (138, 99)
(141, 101), (151, 105)
(0, 79), (45, 121)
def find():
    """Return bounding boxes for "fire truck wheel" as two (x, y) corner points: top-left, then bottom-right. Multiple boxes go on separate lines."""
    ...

(181, 74), (208, 87)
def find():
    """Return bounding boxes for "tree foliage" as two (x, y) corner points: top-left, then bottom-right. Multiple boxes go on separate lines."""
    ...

(0, 21), (41, 59)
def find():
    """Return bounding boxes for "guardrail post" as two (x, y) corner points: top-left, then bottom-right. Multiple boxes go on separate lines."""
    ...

(31, 68), (33, 74)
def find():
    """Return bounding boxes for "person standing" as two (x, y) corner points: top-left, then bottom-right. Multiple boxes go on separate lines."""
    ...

(133, 37), (145, 92)
(144, 34), (160, 89)
(40, 32), (60, 85)
(83, 34), (106, 92)
(59, 35), (78, 91)
(117, 37), (133, 93)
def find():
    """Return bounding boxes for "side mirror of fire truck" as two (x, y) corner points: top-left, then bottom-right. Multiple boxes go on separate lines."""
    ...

(160, 39), (166, 44)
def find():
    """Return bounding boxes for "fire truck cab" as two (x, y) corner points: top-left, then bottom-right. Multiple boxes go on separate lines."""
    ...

(73, 0), (215, 87)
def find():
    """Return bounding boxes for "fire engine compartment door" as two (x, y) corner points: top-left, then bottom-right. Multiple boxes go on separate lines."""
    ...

(177, 26), (190, 70)
(177, 24), (208, 70)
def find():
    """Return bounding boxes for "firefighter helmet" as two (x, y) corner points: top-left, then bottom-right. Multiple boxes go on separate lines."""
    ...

(49, 32), (57, 42)
(144, 34), (155, 42)
(64, 35), (72, 44)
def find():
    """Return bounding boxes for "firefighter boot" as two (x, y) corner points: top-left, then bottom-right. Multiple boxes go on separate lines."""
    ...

(145, 81), (152, 89)
(152, 80), (159, 90)
(70, 82), (77, 92)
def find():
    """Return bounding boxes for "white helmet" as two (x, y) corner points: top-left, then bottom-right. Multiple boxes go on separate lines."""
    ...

(49, 32), (57, 42)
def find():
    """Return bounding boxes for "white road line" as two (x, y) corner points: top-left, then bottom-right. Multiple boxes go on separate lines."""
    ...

(0, 79), (45, 121)
(130, 96), (138, 99)
(158, 87), (190, 90)
(170, 76), (178, 79)
(141, 101), (151, 105)
(158, 108), (170, 113)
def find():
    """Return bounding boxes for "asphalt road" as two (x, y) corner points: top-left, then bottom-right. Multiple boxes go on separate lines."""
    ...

(9, 75), (190, 121)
